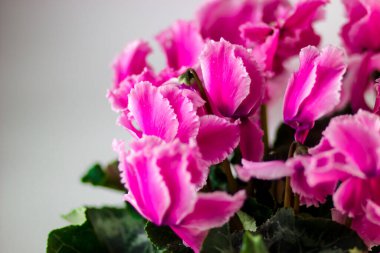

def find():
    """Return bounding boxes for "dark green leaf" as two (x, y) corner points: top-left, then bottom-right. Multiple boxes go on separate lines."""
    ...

(201, 225), (236, 253)
(81, 161), (124, 191)
(47, 207), (156, 253)
(47, 221), (107, 253)
(240, 232), (269, 253)
(86, 207), (154, 253)
(145, 222), (191, 253)
(257, 208), (367, 253)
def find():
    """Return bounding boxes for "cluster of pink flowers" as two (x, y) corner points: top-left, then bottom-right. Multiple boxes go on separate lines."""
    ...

(108, 0), (380, 251)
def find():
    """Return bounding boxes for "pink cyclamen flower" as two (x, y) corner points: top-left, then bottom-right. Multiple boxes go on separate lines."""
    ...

(119, 81), (240, 165)
(322, 111), (380, 247)
(240, 0), (327, 73)
(341, 0), (380, 54)
(199, 39), (265, 161)
(237, 110), (380, 246)
(156, 20), (204, 71)
(283, 45), (347, 143)
(318, 110), (380, 218)
(114, 137), (246, 252)
(108, 22), (204, 112)
(196, 0), (260, 45)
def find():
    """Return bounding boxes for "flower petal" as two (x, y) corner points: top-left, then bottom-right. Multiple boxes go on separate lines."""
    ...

(120, 82), (179, 141)
(351, 214), (380, 249)
(283, 46), (319, 124)
(236, 160), (293, 181)
(290, 157), (336, 207)
(196, 0), (257, 44)
(120, 137), (171, 225)
(170, 190), (245, 253)
(200, 39), (251, 117)
(283, 0), (328, 31)
(366, 200), (380, 226)
(333, 178), (368, 217)
(107, 68), (156, 111)
(170, 226), (207, 253)
(283, 46), (347, 143)
(112, 40), (152, 86)
(240, 22), (280, 72)
(324, 111), (380, 177)
(196, 115), (240, 164)
(296, 46), (347, 124)
(345, 0), (380, 53)
(155, 140), (198, 225)
(180, 190), (246, 229)
(156, 20), (204, 70)
(158, 85), (200, 143)
(233, 46), (265, 117)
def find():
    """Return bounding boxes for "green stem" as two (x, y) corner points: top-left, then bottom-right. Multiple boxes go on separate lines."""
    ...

(260, 105), (269, 154)
(220, 159), (238, 193)
(293, 194), (300, 214)
(284, 177), (292, 208)
(188, 68), (213, 114)
(284, 142), (297, 208)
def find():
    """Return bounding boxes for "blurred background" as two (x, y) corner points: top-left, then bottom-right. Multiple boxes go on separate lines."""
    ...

(0, 0), (344, 252)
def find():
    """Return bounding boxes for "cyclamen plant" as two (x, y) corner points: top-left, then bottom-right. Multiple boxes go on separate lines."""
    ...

(47, 0), (380, 252)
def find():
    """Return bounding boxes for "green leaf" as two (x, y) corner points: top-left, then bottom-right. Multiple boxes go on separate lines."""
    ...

(240, 232), (269, 253)
(237, 212), (257, 232)
(86, 207), (154, 253)
(62, 207), (87, 225)
(47, 221), (107, 253)
(47, 207), (156, 253)
(201, 225), (235, 253)
(257, 208), (367, 253)
(145, 222), (191, 253)
(81, 161), (124, 191)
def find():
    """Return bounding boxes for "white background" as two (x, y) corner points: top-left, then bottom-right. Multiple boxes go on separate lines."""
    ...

(0, 1), (344, 252)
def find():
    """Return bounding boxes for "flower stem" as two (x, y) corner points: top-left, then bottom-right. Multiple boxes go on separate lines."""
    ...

(260, 105), (269, 154)
(293, 194), (300, 214)
(284, 177), (292, 208)
(187, 68), (213, 114)
(220, 159), (238, 193)
(284, 141), (297, 208)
